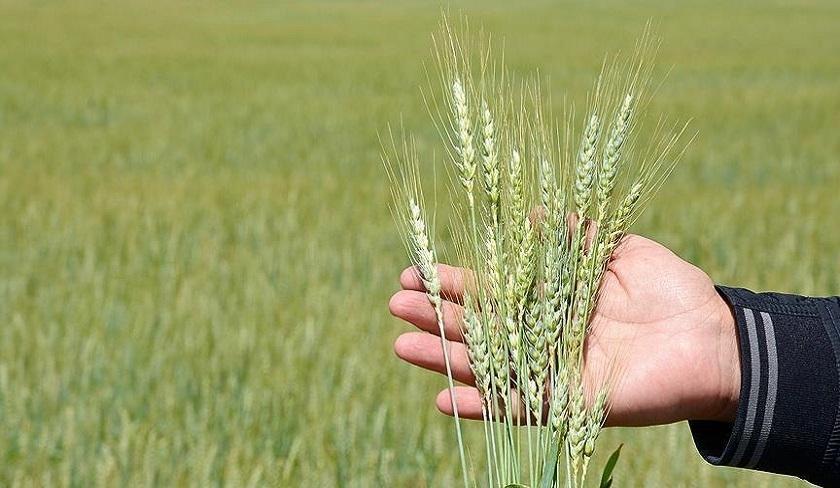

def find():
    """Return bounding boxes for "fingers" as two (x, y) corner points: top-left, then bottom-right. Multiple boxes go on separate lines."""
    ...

(389, 290), (465, 341)
(393, 332), (475, 386)
(529, 205), (546, 226)
(436, 386), (533, 424)
(435, 386), (485, 420)
(565, 212), (598, 251)
(435, 384), (625, 426)
(393, 330), (531, 424)
(565, 212), (579, 233)
(399, 264), (470, 303)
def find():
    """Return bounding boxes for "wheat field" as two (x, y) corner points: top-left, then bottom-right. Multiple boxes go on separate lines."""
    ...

(1, 1), (839, 486)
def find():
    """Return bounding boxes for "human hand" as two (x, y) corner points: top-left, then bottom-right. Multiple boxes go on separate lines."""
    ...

(389, 234), (740, 427)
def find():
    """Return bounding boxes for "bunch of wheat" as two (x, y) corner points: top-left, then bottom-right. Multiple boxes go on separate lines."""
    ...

(386, 20), (687, 488)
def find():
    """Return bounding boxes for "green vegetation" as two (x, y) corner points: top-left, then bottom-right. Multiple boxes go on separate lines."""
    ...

(1, 1), (838, 486)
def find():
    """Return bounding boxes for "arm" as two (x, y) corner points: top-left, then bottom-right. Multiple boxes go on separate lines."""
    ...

(691, 286), (840, 486)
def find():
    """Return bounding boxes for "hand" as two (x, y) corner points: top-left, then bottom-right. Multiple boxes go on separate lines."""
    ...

(389, 234), (740, 427)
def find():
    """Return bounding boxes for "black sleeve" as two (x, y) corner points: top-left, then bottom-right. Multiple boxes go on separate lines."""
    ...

(689, 286), (840, 486)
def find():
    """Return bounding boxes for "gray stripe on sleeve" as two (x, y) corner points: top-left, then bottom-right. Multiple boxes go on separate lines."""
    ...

(730, 307), (762, 467)
(745, 311), (779, 469)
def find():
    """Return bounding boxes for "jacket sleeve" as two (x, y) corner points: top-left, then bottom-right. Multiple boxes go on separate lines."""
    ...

(689, 286), (840, 486)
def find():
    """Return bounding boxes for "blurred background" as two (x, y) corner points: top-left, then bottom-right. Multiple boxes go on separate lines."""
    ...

(1, 1), (838, 486)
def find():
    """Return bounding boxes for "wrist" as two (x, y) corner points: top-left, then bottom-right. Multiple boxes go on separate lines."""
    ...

(708, 291), (740, 423)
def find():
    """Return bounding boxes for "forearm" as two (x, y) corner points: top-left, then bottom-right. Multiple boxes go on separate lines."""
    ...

(691, 286), (840, 486)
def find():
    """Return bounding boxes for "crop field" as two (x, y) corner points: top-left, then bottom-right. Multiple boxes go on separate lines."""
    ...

(1, 1), (839, 486)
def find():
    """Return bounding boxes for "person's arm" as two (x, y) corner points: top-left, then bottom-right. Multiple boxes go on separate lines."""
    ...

(690, 286), (840, 486)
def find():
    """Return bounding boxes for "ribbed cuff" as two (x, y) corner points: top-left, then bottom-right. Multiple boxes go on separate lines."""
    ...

(689, 286), (840, 486)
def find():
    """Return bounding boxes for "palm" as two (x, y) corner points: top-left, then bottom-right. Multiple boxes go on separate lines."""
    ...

(389, 234), (738, 427)
(584, 235), (737, 425)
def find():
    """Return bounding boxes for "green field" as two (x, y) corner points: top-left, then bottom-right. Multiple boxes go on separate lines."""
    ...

(1, 1), (838, 486)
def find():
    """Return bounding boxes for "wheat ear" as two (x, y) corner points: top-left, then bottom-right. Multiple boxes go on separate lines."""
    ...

(452, 78), (477, 202)
(464, 294), (492, 399)
(573, 113), (600, 219)
(480, 98), (501, 222)
(596, 93), (633, 222)
(407, 198), (469, 486)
